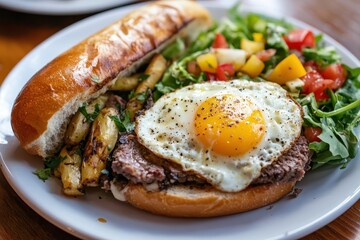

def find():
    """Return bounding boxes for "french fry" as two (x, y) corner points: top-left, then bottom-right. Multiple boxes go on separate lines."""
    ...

(65, 94), (109, 145)
(109, 73), (141, 91)
(58, 146), (84, 196)
(81, 107), (118, 187)
(126, 54), (167, 120)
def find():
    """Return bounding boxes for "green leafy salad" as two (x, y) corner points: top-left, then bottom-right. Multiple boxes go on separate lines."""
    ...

(155, 4), (360, 169)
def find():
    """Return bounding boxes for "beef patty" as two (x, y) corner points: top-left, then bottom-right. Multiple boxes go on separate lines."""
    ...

(111, 133), (311, 189)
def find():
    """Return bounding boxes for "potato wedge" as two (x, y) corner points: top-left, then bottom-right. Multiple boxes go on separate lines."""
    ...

(81, 107), (119, 187)
(58, 146), (84, 196)
(127, 54), (167, 120)
(109, 73), (141, 91)
(65, 94), (109, 145)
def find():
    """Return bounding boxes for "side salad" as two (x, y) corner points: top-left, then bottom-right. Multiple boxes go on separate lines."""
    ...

(156, 4), (360, 169)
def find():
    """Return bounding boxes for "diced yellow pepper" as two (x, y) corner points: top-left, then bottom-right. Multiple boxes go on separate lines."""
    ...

(241, 38), (265, 54)
(196, 53), (218, 73)
(267, 54), (307, 84)
(253, 33), (265, 43)
(241, 55), (265, 78)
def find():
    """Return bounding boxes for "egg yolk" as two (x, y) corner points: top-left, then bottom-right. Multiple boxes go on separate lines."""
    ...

(194, 94), (266, 156)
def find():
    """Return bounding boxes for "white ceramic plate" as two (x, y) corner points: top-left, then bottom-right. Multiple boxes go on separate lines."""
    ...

(0, 0), (137, 15)
(0, 1), (359, 240)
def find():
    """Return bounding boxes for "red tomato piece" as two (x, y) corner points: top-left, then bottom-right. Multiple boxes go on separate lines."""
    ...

(187, 61), (201, 76)
(283, 29), (315, 51)
(301, 69), (334, 100)
(216, 63), (235, 81)
(303, 60), (320, 72)
(301, 70), (323, 94)
(304, 127), (322, 142)
(320, 63), (347, 90)
(212, 33), (228, 49)
(314, 90), (330, 101)
(309, 79), (334, 93)
(255, 49), (276, 62)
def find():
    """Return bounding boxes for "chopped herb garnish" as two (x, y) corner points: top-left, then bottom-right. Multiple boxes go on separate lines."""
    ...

(33, 155), (66, 182)
(138, 74), (150, 82)
(109, 110), (134, 133)
(136, 91), (148, 103)
(79, 103), (101, 123)
(128, 90), (136, 99)
(33, 168), (52, 182)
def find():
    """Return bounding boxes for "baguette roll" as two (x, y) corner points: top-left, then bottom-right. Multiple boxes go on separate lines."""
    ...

(11, 0), (211, 157)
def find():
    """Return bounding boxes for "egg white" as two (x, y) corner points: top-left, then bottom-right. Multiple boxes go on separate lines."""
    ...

(135, 80), (303, 192)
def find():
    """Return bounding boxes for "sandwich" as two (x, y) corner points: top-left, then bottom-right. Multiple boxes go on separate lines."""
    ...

(11, 0), (359, 217)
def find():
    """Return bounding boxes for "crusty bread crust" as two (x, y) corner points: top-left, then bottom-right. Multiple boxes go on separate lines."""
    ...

(11, 0), (211, 157)
(120, 182), (296, 217)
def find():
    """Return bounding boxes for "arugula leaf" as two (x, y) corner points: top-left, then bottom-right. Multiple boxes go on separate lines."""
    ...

(300, 91), (360, 168)
(246, 13), (267, 33)
(343, 65), (360, 79)
(315, 34), (323, 48)
(303, 46), (341, 66)
(263, 23), (289, 70)
(79, 103), (101, 123)
(109, 110), (134, 133)
(154, 50), (208, 97)
(318, 118), (349, 158)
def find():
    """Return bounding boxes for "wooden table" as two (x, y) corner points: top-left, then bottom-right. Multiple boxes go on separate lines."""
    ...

(0, 0), (359, 239)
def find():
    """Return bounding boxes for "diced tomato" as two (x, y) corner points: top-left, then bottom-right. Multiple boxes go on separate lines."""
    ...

(320, 63), (347, 90)
(304, 127), (322, 142)
(301, 70), (323, 93)
(187, 61), (201, 76)
(283, 29), (315, 51)
(255, 49), (276, 62)
(212, 33), (228, 49)
(215, 63), (235, 81)
(206, 72), (217, 81)
(301, 69), (334, 100)
(303, 60), (320, 72)
(309, 79), (334, 93)
(314, 90), (330, 101)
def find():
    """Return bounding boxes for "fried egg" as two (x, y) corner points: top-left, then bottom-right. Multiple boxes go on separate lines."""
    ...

(135, 80), (303, 192)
